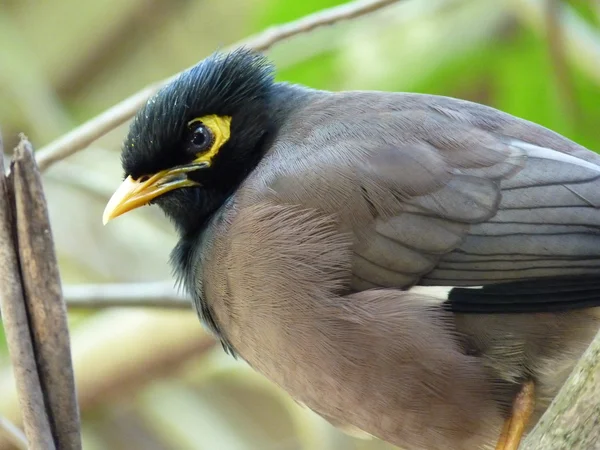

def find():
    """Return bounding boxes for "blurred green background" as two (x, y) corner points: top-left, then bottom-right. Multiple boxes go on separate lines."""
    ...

(0, 0), (599, 449)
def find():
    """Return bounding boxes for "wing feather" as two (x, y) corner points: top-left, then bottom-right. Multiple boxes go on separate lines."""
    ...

(257, 92), (600, 310)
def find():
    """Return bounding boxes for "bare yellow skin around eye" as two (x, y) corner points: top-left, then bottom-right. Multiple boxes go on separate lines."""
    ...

(187, 115), (232, 166)
(102, 115), (232, 224)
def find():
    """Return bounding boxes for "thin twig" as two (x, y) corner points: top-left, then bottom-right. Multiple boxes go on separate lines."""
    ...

(56, 0), (190, 98)
(35, 0), (399, 172)
(63, 282), (190, 309)
(0, 415), (28, 450)
(0, 134), (56, 449)
(513, 0), (600, 85)
(77, 333), (215, 411)
(13, 138), (82, 450)
(36, 84), (160, 172)
(0, 309), (214, 450)
(235, 0), (399, 52)
(544, 0), (579, 122)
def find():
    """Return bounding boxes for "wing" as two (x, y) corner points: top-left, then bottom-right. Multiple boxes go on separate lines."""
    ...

(257, 91), (600, 312)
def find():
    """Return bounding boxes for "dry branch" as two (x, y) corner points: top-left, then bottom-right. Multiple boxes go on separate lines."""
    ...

(76, 330), (215, 412)
(235, 0), (399, 52)
(63, 282), (189, 309)
(0, 135), (56, 450)
(514, 0), (600, 85)
(56, 0), (189, 98)
(13, 138), (82, 450)
(35, 0), (399, 172)
(0, 310), (211, 450)
(544, 0), (579, 122)
(0, 416), (27, 450)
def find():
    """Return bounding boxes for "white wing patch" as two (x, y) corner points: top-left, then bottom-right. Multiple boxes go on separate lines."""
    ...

(408, 285), (483, 303)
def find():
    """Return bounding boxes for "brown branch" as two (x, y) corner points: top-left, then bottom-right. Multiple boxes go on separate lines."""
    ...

(0, 310), (215, 450)
(544, 0), (579, 123)
(35, 84), (161, 172)
(63, 282), (190, 309)
(234, 0), (399, 52)
(0, 416), (27, 450)
(35, 0), (400, 172)
(0, 134), (56, 449)
(513, 0), (600, 85)
(13, 137), (82, 450)
(56, 0), (192, 99)
(77, 333), (215, 412)
(522, 327), (600, 449)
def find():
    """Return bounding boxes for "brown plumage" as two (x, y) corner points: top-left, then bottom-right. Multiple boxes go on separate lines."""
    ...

(103, 49), (600, 450)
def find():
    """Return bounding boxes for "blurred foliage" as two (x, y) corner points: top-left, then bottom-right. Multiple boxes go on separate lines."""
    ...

(0, 0), (599, 449)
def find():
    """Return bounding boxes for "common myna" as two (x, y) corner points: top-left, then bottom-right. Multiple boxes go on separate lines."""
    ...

(103, 49), (600, 450)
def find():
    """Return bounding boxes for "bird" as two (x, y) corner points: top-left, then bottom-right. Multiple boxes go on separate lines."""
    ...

(103, 48), (600, 450)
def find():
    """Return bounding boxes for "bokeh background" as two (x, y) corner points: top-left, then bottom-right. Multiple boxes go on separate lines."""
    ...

(1, 0), (599, 449)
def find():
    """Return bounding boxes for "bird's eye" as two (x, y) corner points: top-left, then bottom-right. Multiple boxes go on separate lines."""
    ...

(190, 123), (214, 151)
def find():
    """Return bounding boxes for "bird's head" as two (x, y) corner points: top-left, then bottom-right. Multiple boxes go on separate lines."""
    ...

(102, 48), (276, 233)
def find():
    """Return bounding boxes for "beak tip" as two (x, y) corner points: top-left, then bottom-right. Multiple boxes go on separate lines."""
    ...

(102, 208), (113, 225)
(103, 175), (137, 225)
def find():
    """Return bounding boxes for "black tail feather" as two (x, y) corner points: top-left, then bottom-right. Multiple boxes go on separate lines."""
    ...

(444, 275), (600, 313)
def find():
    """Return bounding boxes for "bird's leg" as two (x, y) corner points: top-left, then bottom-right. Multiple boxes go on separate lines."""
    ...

(495, 415), (511, 450)
(495, 380), (535, 450)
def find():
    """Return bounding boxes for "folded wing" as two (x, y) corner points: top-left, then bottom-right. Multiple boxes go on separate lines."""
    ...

(262, 92), (600, 311)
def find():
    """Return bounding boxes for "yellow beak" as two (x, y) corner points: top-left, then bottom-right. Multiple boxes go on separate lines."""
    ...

(102, 166), (202, 225)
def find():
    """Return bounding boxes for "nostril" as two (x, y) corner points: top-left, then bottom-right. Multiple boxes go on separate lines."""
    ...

(138, 175), (150, 182)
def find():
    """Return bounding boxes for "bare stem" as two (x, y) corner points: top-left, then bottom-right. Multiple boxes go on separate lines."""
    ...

(0, 415), (28, 450)
(36, 85), (160, 172)
(235, 0), (399, 52)
(544, 0), (579, 122)
(13, 137), (82, 450)
(35, 0), (399, 171)
(0, 134), (56, 450)
(63, 282), (190, 309)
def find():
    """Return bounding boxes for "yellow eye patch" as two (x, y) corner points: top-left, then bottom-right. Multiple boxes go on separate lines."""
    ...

(187, 115), (232, 166)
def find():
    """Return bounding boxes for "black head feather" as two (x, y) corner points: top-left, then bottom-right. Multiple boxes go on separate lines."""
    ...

(123, 48), (275, 178)
(121, 48), (277, 235)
